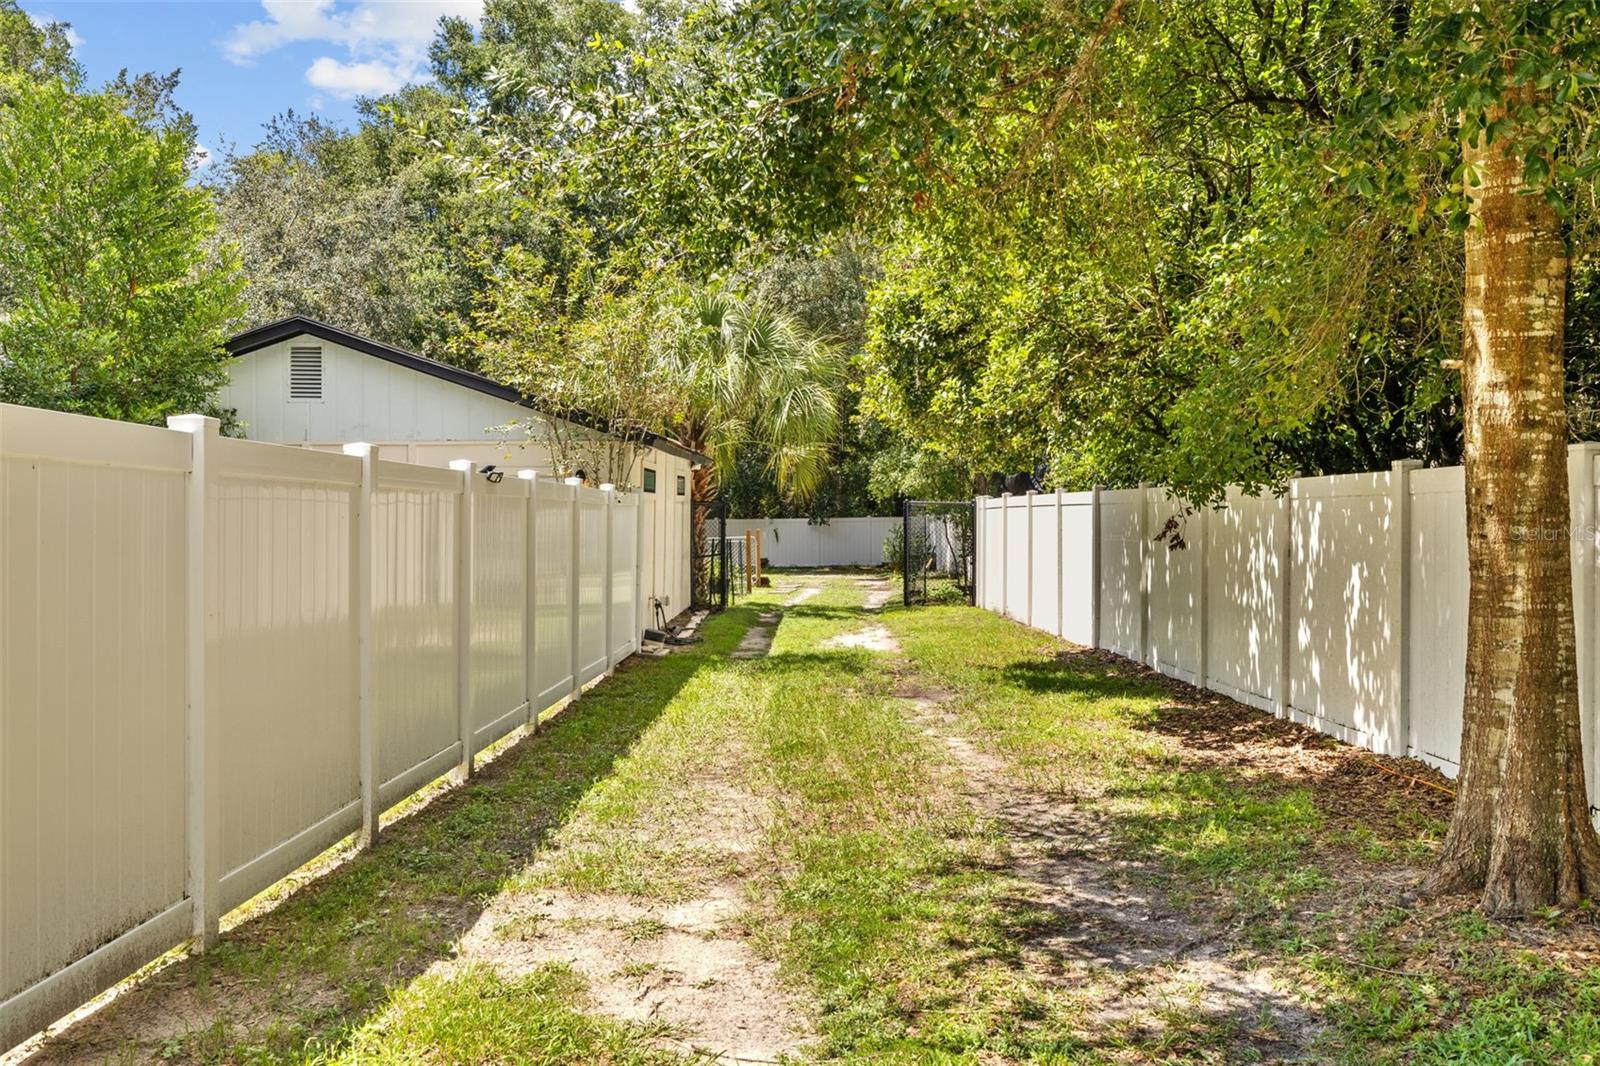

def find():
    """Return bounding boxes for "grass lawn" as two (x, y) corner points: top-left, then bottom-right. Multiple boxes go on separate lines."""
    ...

(16, 571), (1600, 1065)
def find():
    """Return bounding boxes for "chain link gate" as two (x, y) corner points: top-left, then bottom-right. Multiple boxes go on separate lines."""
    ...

(902, 499), (976, 606)
(691, 497), (729, 611)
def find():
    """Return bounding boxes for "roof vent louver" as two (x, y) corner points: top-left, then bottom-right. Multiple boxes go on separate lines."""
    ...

(289, 345), (323, 400)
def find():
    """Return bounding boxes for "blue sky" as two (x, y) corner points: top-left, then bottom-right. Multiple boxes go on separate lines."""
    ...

(20, 1), (484, 165)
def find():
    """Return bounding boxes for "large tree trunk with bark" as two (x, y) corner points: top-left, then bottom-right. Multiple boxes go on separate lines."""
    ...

(1430, 98), (1600, 914)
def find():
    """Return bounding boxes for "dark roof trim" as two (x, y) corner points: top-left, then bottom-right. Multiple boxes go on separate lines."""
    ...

(225, 316), (710, 467)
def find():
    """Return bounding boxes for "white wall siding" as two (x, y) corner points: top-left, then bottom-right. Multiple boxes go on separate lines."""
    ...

(638, 453), (692, 624)
(0, 403), (654, 1054)
(222, 339), (538, 445)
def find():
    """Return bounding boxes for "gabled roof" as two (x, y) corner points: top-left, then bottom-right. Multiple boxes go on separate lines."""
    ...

(226, 316), (708, 466)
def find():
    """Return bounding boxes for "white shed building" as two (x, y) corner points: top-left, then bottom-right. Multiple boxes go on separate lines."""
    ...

(221, 316), (702, 625)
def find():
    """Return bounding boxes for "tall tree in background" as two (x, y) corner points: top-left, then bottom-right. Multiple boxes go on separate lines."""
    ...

(0, 7), (241, 424)
(555, 0), (1600, 912)
(206, 108), (477, 362)
(667, 290), (844, 507)
(472, 243), (681, 488)
(0, 0), (74, 81)
(725, 238), (896, 518)
(208, 0), (647, 365)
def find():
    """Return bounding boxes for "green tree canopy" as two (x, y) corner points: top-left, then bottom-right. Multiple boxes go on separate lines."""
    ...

(0, 53), (241, 423)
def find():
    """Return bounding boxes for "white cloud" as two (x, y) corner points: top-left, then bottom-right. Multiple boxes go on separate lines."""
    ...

(222, 0), (482, 99)
(306, 56), (405, 97)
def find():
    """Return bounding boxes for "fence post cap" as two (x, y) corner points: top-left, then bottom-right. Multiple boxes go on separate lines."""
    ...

(516, 469), (536, 480)
(563, 476), (582, 486)
(166, 413), (219, 435)
(448, 459), (475, 473)
(341, 441), (375, 458)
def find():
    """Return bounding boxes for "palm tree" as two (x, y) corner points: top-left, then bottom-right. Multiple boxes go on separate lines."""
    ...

(667, 288), (844, 508)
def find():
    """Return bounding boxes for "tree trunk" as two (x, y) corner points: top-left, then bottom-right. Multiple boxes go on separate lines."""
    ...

(1430, 99), (1600, 913)
(682, 429), (721, 607)
(686, 428), (717, 544)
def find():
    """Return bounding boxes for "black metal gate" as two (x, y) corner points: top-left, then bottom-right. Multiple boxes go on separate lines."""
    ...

(902, 499), (976, 606)
(691, 498), (729, 611)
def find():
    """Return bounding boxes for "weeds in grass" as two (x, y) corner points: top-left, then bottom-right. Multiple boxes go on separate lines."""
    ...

(31, 571), (1600, 1065)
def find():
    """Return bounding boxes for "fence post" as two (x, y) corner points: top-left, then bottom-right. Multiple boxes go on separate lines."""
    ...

(1196, 501), (1209, 691)
(902, 499), (912, 607)
(1054, 489), (1065, 637)
(1137, 483), (1153, 667)
(1390, 459), (1422, 758)
(966, 492), (979, 605)
(450, 459), (476, 781)
(1090, 486), (1103, 649)
(1024, 490), (1037, 628)
(1000, 493), (1010, 619)
(1274, 481), (1297, 720)
(343, 443), (378, 847)
(567, 478), (582, 697)
(168, 413), (221, 950)
(635, 492), (646, 644)
(519, 470), (539, 729)
(602, 483), (616, 670)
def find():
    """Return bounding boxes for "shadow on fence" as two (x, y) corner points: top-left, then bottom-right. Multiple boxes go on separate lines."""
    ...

(17, 609), (757, 1065)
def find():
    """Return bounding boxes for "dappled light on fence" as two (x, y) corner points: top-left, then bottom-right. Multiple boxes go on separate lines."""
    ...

(974, 445), (1600, 804)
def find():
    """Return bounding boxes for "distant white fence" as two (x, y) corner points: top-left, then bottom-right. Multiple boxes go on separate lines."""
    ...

(728, 516), (901, 567)
(975, 447), (1600, 800)
(0, 403), (647, 1052)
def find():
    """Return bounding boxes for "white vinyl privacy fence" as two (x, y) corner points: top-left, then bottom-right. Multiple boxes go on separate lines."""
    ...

(0, 404), (646, 1052)
(975, 446), (1600, 801)
(726, 517), (901, 567)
